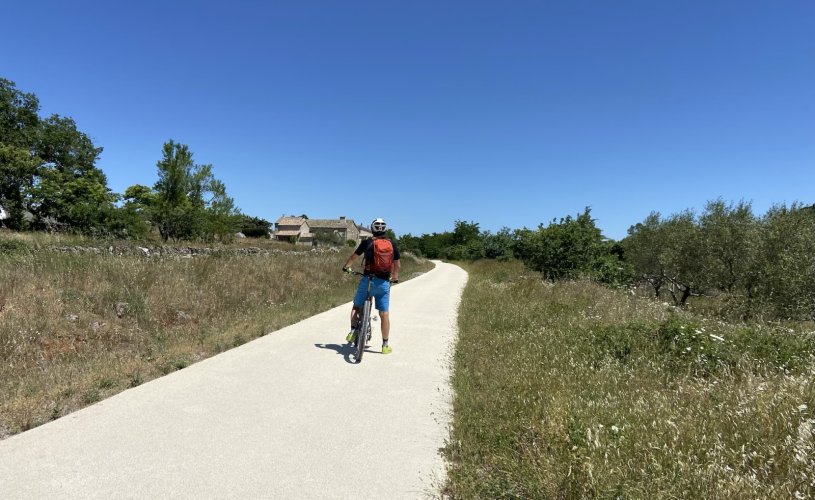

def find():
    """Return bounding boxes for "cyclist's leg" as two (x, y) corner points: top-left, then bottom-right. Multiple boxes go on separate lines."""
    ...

(380, 311), (389, 340)
(371, 279), (391, 340)
(350, 278), (370, 327)
(347, 279), (368, 341)
(350, 305), (362, 329)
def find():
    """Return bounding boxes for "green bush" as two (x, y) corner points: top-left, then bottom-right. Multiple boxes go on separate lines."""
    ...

(514, 207), (627, 283)
(346, 239), (356, 247)
(312, 230), (343, 246)
(0, 238), (31, 254)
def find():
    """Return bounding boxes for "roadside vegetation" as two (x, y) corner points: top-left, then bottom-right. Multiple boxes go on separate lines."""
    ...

(398, 201), (814, 323)
(444, 260), (814, 499)
(0, 234), (432, 438)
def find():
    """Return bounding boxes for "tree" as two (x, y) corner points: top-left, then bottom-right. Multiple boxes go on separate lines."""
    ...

(624, 200), (814, 317)
(0, 78), (41, 229)
(452, 220), (481, 246)
(699, 199), (758, 293)
(516, 208), (604, 279)
(148, 140), (239, 242)
(123, 184), (157, 210)
(0, 78), (40, 149)
(237, 215), (272, 238)
(28, 115), (111, 231)
(313, 230), (343, 247)
(418, 231), (454, 259)
(0, 144), (39, 229)
(483, 227), (516, 261)
(624, 212), (669, 297)
(751, 203), (815, 320)
(396, 233), (422, 255)
(206, 179), (240, 243)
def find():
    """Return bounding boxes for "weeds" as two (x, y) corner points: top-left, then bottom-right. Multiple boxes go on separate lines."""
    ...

(444, 260), (815, 499)
(0, 233), (433, 437)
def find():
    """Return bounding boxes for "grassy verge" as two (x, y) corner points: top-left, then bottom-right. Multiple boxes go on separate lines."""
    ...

(0, 235), (433, 438)
(444, 260), (815, 499)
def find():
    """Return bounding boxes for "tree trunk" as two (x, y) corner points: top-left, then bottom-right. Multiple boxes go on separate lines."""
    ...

(680, 287), (691, 306)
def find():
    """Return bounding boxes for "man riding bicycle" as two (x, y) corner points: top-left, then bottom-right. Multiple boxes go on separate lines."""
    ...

(342, 218), (401, 354)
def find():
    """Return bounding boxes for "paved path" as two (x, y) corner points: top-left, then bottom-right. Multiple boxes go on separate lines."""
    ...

(0, 261), (467, 499)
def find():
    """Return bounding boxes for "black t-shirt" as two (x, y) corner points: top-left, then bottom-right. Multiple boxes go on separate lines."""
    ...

(355, 237), (400, 279)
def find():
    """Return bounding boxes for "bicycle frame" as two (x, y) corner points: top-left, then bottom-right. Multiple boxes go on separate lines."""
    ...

(348, 270), (374, 362)
(346, 267), (398, 363)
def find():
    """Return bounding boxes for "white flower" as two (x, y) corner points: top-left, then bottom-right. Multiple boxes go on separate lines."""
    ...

(709, 334), (725, 341)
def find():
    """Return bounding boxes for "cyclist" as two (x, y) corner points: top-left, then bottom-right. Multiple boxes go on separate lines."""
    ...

(342, 218), (401, 354)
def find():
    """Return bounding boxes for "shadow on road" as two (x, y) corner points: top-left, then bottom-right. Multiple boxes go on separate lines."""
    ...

(314, 343), (376, 364)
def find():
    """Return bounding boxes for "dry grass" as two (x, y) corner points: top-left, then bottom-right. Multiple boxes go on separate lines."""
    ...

(0, 228), (299, 251)
(444, 260), (815, 499)
(0, 233), (433, 437)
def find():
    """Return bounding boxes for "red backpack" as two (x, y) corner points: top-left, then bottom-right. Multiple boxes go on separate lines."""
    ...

(365, 237), (394, 274)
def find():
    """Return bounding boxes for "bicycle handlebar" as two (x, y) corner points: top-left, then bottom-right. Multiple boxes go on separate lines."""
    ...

(343, 267), (398, 283)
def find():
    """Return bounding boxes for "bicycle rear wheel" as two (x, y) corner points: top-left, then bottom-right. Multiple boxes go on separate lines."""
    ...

(355, 299), (372, 363)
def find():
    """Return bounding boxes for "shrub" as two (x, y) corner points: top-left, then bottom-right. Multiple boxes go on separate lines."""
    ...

(515, 207), (627, 282)
(0, 238), (31, 253)
(313, 230), (343, 247)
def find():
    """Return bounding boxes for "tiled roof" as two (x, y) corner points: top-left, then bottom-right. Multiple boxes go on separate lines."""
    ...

(356, 224), (372, 233)
(276, 230), (301, 236)
(308, 218), (355, 229)
(275, 217), (306, 226)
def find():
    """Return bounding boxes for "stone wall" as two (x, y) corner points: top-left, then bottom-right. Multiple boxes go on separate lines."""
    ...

(42, 245), (342, 258)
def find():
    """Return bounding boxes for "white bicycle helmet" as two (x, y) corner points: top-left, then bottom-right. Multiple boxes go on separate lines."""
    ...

(371, 218), (387, 235)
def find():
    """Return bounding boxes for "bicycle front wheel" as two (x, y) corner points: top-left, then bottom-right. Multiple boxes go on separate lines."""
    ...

(356, 299), (372, 363)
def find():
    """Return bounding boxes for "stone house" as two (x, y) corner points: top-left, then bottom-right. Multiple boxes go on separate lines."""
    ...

(273, 216), (312, 245)
(308, 216), (360, 244)
(356, 224), (373, 241)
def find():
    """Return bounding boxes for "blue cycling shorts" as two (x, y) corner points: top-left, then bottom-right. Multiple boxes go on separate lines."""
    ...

(353, 277), (390, 312)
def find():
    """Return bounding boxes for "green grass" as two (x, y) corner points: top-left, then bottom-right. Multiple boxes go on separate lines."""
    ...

(0, 230), (433, 438)
(444, 260), (815, 499)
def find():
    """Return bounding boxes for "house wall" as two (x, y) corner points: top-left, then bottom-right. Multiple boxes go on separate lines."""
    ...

(346, 224), (359, 242)
(274, 221), (311, 242)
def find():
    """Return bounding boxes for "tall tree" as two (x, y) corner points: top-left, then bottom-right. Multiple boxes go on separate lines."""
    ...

(28, 115), (111, 231)
(147, 140), (239, 242)
(0, 78), (41, 228)
(624, 212), (669, 297)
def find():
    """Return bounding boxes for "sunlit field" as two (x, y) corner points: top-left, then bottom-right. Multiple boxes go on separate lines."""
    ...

(0, 233), (433, 438)
(444, 260), (814, 499)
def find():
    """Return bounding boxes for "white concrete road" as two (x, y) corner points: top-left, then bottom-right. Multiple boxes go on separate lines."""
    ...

(0, 261), (467, 500)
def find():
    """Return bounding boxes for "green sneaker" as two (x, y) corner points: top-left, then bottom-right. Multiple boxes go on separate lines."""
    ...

(346, 331), (356, 343)
(382, 345), (392, 354)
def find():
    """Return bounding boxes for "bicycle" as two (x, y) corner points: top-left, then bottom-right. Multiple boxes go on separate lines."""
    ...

(345, 268), (398, 363)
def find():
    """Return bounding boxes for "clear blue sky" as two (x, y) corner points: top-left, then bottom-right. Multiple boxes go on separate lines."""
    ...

(4, 0), (813, 239)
